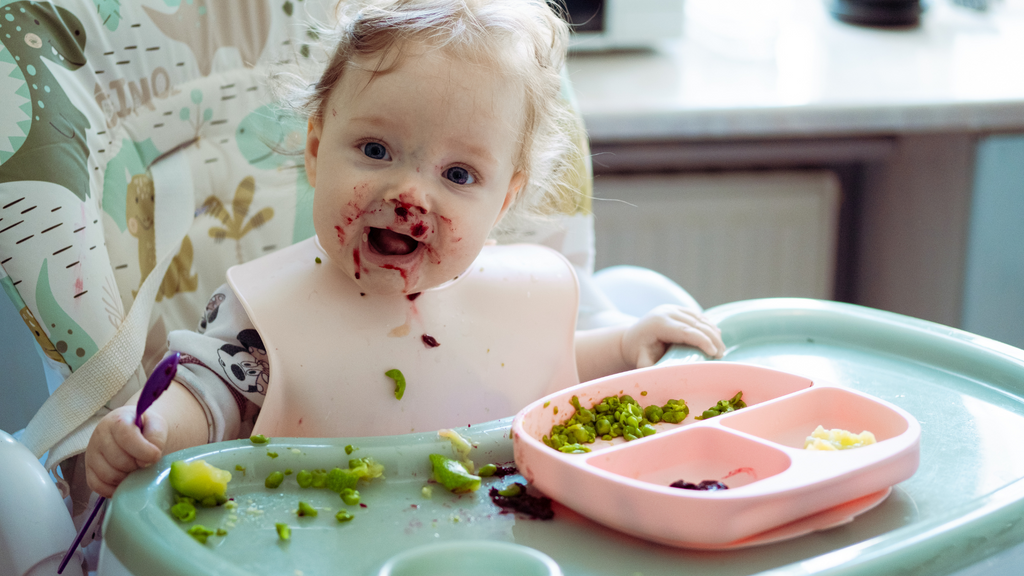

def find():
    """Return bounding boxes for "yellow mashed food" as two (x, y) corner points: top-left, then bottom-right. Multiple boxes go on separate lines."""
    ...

(804, 425), (876, 451)
(170, 459), (232, 503)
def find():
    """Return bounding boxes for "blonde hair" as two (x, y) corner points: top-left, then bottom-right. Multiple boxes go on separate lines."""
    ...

(285, 0), (584, 235)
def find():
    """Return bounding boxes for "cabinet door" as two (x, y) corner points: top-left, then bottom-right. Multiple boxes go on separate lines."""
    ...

(962, 134), (1024, 350)
(592, 170), (840, 308)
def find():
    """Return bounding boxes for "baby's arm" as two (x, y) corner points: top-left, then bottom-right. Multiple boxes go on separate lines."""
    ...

(85, 381), (207, 498)
(575, 304), (725, 382)
(86, 285), (264, 497)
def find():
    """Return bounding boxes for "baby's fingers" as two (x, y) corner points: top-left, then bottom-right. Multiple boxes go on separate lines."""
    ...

(86, 452), (129, 498)
(662, 308), (725, 357)
(110, 410), (163, 466)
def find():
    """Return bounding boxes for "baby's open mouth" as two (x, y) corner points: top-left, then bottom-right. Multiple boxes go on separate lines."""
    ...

(368, 227), (419, 256)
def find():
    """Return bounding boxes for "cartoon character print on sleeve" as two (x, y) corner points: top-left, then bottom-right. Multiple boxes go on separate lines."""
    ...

(199, 292), (226, 332)
(217, 328), (269, 395)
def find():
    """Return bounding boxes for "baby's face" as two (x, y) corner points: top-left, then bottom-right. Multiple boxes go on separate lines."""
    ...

(305, 45), (525, 295)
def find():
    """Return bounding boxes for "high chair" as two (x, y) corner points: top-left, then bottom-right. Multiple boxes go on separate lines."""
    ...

(0, 1), (696, 574)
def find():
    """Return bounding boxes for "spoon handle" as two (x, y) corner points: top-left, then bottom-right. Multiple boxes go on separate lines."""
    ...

(57, 353), (181, 574)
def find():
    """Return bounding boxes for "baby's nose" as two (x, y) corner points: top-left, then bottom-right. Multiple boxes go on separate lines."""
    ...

(385, 182), (430, 216)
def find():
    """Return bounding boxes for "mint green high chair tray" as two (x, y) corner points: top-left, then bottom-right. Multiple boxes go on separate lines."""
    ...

(101, 299), (1024, 576)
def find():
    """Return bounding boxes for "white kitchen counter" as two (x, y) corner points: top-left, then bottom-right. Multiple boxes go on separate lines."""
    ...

(568, 0), (1024, 141)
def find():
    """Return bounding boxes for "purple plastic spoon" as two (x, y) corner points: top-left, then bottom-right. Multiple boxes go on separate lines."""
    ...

(57, 352), (181, 574)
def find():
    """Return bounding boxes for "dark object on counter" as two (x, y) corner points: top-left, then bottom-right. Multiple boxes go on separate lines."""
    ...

(670, 479), (729, 491)
(829, 0), (922, 27)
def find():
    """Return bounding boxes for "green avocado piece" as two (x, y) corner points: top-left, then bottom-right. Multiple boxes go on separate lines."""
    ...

(429, 454), (481, 494)
(170, 460), (232, 504)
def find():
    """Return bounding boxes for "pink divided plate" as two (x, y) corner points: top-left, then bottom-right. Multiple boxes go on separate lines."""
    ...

(512, 362), (921, 549)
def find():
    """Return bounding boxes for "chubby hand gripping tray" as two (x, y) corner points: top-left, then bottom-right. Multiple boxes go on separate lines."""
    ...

(512, 361), (921, 549)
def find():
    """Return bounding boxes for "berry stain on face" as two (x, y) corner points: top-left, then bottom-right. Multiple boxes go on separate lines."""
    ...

(307, 46), (525, 296)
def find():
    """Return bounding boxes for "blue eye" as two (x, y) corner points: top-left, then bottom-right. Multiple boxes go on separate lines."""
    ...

(362, 142), (389, 160)
(444, 166), (474, 185)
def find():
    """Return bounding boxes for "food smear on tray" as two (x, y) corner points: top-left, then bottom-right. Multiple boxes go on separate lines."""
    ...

(542, 394), (691, 452)
(694, 391), (747, 420)
(669, 479), (729, 491)
(804, 425), (877, 451)
(489, 482), (554, 520)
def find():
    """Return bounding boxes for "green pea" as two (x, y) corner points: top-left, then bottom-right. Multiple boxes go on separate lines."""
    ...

(340, 488), (360, 506)
(558, 443), (591, 454)
(297, 501), (318, 517)
(478, 464), (497, 477)
(336, 510), (354, 522)
(644, 406), (663, 423)
(170, 501), (196, 522)
(265, 471), (285, 489)
(385, 368), (406, 400)
(187, 525), (216, 544)
(497, 484), (522, 497)
(296, 470), (313, 488)
(250, 434), (270, 444)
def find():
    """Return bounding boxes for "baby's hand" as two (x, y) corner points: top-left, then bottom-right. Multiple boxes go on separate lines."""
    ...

(85, 405), (168, 498)
(621, 305), (726, 369)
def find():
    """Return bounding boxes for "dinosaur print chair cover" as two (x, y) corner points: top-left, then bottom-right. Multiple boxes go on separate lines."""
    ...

(0, 0), (597, 510)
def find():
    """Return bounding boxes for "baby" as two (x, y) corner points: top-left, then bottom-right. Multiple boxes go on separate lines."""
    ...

(85, 0), (724, 498)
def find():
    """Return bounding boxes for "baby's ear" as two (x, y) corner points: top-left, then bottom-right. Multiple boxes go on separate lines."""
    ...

(304, 119), (322, 188)
(495, 171), (526, 225)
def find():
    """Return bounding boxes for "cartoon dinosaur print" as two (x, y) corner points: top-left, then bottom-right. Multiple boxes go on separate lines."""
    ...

(36, 258), (98, 371)
(102, 137), (161, 232)
(126, 172), (198, 301)
(236, 104), (314, 244)
(143, 0), (271, 77)
(0, 2), (91, 202)
(156, 234), (198, 302)
(20, 304), (66, 365)
(2, 271), (66, 366)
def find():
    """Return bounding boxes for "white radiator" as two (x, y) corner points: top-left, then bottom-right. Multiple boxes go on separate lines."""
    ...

(592, 171), (841, 309)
